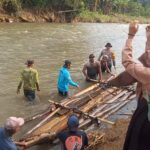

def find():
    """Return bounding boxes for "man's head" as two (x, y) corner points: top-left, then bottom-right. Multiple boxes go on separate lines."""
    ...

(64, 60), (71, 69)
(67, 114), (79, 131)
(4, 117), (24, 136)
(105, 43), (112, 50)
(89, 54), (95, 63)
(25, 60), (34, 67)
(102, 55), (108, 62)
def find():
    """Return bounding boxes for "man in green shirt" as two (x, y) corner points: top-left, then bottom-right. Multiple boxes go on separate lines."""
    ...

(17, 60), (40, 102)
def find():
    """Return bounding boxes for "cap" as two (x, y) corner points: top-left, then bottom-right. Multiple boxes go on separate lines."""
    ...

(105, 43), (112, 48)
(4, 117), (24, 130)
(64, 60), (71, 65)
(67, 115), (79, 130)
(25, 60), (34, 65)
(89, 54), (95, 58)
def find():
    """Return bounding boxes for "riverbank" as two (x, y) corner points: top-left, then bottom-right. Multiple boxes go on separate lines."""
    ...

(90, 119), (130, 150)
(0, 9), (150, 23)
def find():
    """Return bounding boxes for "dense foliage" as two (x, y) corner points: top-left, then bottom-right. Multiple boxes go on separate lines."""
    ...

(0, 0), (150, 17)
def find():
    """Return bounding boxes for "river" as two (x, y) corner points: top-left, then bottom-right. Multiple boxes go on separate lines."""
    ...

(0, 23), (147, 149)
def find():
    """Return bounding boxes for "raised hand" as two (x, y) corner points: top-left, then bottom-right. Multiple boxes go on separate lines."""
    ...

(128, 20), (139, 37)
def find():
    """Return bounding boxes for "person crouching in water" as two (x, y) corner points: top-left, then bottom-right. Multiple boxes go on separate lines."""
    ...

(58, 114), (88, 150)
(98, 42), (116, 71)
(82, 54), (102, 82)
(101, 55), (115, 76)
(57, 60), (79, 97)
(17, 60), (40, 102)
(0, 117), (24, 150)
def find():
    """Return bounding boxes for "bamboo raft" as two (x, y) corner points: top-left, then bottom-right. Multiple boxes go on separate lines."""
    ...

(16, 83), (136, 148)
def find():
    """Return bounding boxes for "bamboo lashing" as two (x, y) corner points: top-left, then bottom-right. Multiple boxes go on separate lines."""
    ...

(48, 100), (115, 125)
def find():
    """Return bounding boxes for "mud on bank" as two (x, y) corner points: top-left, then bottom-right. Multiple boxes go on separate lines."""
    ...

(0, 9), (150, 23)
(89, 119), (130, 150)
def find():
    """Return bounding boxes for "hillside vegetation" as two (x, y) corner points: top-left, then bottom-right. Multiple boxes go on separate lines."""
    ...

(0, 0), (150, 23)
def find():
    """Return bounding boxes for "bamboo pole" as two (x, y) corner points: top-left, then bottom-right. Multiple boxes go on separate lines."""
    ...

(81, 88), (116, 113)
(103, 94), (136, 119)
(93, 90), (127, 116)
(24, 106), (52, 123)
(96, 92), (132, 118)
(79, 92), (134, 128)
(48, 100), (114, 125)
(78, 89), (122, 127)
(26, 108), (61, 135)
(74, 83), (99, 97)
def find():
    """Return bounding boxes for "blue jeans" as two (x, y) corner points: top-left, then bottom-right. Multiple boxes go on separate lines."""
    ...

(24, 90), (35, 101)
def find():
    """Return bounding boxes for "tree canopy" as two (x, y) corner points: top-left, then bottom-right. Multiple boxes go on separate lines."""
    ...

(0, 0), (150, 17)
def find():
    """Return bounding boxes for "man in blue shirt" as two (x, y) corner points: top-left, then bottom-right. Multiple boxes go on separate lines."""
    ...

(57, 60), (79, 96)
(0, 117), (24, 150)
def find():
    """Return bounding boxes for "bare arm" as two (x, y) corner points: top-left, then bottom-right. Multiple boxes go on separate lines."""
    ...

(105, 62), (112, 74)
(145, 25), (150, 51)
(82, 64), (89, 79)
(17, 81), (22, 94)
(97, 62), (102, 81)
(107, 71), (137, 87)
(98, 51), (103, 61)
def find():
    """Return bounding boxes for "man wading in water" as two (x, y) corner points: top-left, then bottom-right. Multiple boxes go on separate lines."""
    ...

(100, 55), (115, 76)
(57, 60), (79, 97)
(107, 21), (150, 150)
(17, 60), (40, 103)
(82, 54), (102, 82)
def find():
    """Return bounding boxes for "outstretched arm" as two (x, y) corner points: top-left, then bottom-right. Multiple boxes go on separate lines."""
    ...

(17, 71), (23, 94)
(97, 62), (102, 81)
(82, 64), (89, 80)
(105, 62), (114, 75)
(98, 51), (103, 61)
(107, 71), (137, 87)
(111, 52), (116, 69)
(65, 72), (79, 87)
(122, 21), (150, 84)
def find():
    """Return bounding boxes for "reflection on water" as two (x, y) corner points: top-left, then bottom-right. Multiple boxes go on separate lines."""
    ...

(0, 23), (147, 149)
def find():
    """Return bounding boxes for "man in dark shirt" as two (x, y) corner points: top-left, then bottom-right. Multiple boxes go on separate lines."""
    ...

(58, 114), (88, 150)
(82, 54), (102, 82)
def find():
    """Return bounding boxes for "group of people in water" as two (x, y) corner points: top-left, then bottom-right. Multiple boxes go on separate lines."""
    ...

(1, 21), (150, 150)
(16, 42), (115, 99)
(56, 42), (116, 97)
